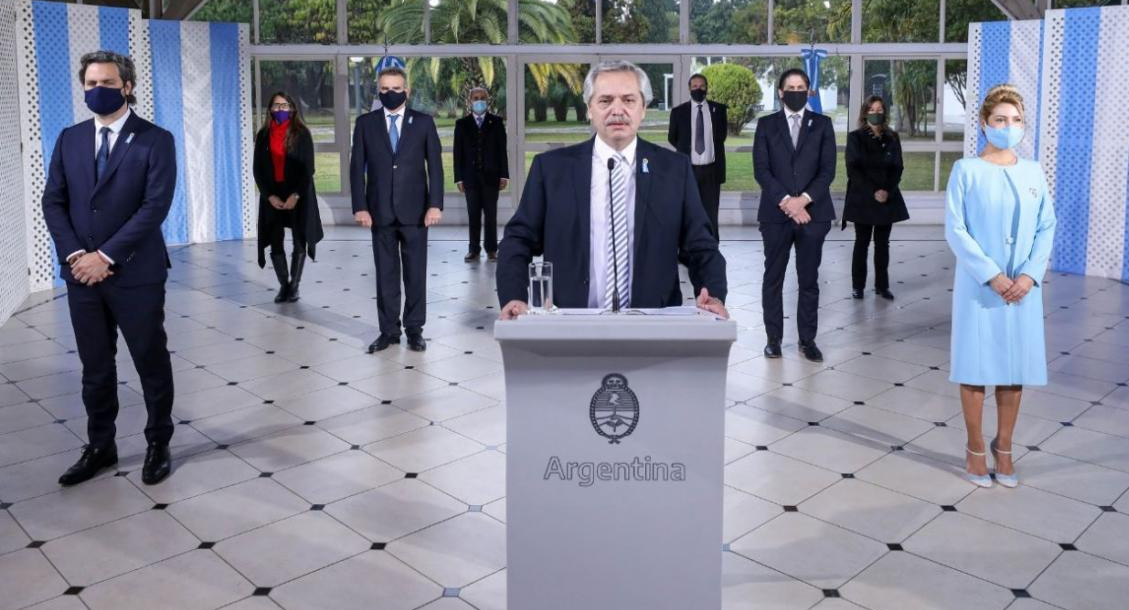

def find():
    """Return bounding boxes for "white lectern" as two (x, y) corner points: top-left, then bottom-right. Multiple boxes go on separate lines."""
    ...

(496, 312), (736, 610)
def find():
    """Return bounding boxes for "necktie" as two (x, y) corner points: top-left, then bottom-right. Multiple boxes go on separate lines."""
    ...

(694, 104), (706, 155)
(790, 114), (801, 149)
(96, 126), (111, 180)
(476, 116), (483, 129)
(388, 114), (400, 154)
(606, 154), (631, 310)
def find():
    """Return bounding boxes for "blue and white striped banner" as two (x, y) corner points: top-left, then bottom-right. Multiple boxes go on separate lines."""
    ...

(968, 6), (1129, 283)
(18, 0), (252, 289)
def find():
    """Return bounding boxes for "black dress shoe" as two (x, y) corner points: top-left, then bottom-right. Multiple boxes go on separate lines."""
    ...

(851, 288), (864, 300)
(58, 444), (118, 486)
(486, 252), (498, 262)
(876, 288), (895, 300)
(367, 334), (400, 353)
(141, 443), (171, 485)
(407, 334), (427, 352)
(764, 339), (782, 359)
(464, 251), (479, 262)
(799, 340), (824, 363)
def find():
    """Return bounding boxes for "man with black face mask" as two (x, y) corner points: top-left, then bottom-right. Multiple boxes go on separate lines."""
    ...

(668, 73), (727, 240)
(41, 51), (177, 486)
(752, 68), (836, 363)
(351, 66), (444, 353)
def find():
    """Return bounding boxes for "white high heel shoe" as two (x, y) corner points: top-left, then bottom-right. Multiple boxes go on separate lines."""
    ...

(991, 438), (1018, 488)
(965, 446), (993, 488)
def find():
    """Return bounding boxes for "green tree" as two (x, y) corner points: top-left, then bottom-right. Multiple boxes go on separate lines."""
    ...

(691, 0), (767, 44)
(701, 63), (762, 136)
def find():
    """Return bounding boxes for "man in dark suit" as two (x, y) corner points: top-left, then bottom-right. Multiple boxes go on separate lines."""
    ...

(497, 61), (728, 319)
(41, 51), (176, 486)
(351, 66), (443, 353)
(668, 73), (727, 239)
(454, 87), (509, 262)
(753, 68), (836, 363)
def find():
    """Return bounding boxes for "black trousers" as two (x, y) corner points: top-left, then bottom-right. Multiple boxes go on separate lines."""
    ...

(692, 162), (722, 240)
(268, 222), (306, 256)
(760, 221), (831, 342)
(464, 172), (500, 254)
(67, 281), (174, 448)
(852, 223), (892, 290)
(373, 223), (428, 337)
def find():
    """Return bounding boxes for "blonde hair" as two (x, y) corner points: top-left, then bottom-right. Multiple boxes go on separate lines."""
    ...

(979, 84), (1025, 126)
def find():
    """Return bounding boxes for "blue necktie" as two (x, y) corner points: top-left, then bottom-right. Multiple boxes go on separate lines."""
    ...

(388, 115), (400, 154)
(96, 126), (111, 180)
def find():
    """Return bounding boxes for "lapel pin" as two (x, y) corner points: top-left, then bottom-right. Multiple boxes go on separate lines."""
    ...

(125, 132), (134, 144)
(642, 158), (650, 174)
(807, 119), (812, 128)
(408, 115), (413, 125)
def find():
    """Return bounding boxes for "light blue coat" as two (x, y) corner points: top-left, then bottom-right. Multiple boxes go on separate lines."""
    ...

(944, 157), (1057, 386)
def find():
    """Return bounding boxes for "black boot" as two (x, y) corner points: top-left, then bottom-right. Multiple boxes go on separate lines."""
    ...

(270, 252), (290, 303)
(287, 250), (306, 302)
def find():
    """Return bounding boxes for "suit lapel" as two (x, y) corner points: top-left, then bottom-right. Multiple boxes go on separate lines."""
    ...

(633, 139), (654, 254)
(77, 120), (96, 196)
(794, 111), (814, 156)
(375, 109), (394, 156)
(93, 113), (139, 194)
(574, 139), (594, 278)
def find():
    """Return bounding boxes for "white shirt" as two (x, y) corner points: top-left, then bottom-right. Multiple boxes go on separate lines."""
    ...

(384, 107), (407, 138)
(689, 102), (716, 165)
(588, 136), (637, 309)
(780, 110), (812, 207)
(68, 109), (133, 265)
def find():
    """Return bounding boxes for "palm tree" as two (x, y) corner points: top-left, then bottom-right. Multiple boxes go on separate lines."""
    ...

(380, 0), (583, 104)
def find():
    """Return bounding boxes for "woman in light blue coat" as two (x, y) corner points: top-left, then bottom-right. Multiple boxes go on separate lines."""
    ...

(945, 85), (1056, 489)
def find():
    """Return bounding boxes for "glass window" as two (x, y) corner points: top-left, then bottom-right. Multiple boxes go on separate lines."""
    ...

(259, 0), (336, 44)
(772, 0), (851, 44)
(943, 59), (967, 141)
(260, 61), (338, 192)
(863, 59), (937, 142)
(190, 0), (250, 24)
(428, 0), (511, 44)
(901, 152), (937, 191)
(862, 0), (939, 43)
(940, 151), (962, 189)
(602, 0), (680, 44)
(691, 0), (767, 44)
(521, 0), (592, 43)
(943, 0), (1004, 43)
(347, 0), (399, 44)
(522, 62), (591, 145)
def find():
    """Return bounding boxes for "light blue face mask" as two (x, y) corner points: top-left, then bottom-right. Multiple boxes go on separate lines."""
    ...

(985, 125), (1024, 150)
(471, 100), (488, 115)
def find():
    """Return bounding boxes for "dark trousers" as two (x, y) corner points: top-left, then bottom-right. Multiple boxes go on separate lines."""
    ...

(373, 223), (428, 337)
(67, 281), (174, 448)
(692, 162), (722, 240)
(760, 221), (831, 342)
(852, 223), (892, 290)
(268, 222), (306, 256)
(464, 172), (500, 255)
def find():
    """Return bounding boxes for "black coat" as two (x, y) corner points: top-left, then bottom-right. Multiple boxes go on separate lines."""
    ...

(453, 112), (509, 183)
(349, 107), (444, 226)
(843, 127), (909, 227)
(253, 125), (324, 267)
(668, 100), (728, 181)
(753, 110), (837, 223)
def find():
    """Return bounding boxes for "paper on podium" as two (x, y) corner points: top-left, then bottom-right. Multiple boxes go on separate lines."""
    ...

(554, 305), (704, 316)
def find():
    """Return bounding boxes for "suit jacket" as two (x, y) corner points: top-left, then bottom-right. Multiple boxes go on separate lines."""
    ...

(843, 127), (909, 227)
(753, 109), (836, 223)
(252, 125), (325, 266)
(41, 112), (176, 287)
(668, 100), (728, 181)
(349, 107), (444, 226)
(453, 112), (509, 183)
(496, 137), (727, 308)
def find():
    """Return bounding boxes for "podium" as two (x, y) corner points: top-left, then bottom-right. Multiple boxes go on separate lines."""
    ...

(495, 311), (737, 610)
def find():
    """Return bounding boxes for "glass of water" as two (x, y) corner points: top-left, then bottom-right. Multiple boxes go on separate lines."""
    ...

(528, 261), (553, 314)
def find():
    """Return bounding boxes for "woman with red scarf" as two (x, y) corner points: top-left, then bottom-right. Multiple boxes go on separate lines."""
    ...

(253, 91), (323, 302)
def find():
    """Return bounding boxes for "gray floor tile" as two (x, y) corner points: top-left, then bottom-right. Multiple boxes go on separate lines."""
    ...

(79, 549), (251, 610)
(166, 477), (309, 541)
(840, 551), (1013, 610)
(273, 450), (403, 504)
(725, 450), (841, 505)
(271, 550), (441, 610)
(0, 549), (69, 610)
(1029, 551), (1129, 610)
(9, 476), (153, 541)
(957, 484), (1102, 543)
(325, 479), (467, 542)
(801, 478), (941, 542)
(1074, 512), (1129, 566)
(389, 512), (506, 588)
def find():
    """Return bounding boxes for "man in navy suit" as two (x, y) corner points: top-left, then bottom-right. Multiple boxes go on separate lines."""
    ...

(41, 51), (176, 486)
(753, 68), (836, 362)
(497, 61), (728, 319)
(668, 73), (727, 239)
(454, 87), (509, 262)
(351, 66), (444, 353)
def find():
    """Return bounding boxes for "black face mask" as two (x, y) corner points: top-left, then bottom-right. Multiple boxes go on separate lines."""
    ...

(781, 90), (808, 113)
(690, 89), (707, 103)
(379, 90), (407, 111)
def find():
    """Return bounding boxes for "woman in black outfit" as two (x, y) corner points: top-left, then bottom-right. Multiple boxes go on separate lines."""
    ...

(843, 95), (909, 300)
(253, 91), (323, 302)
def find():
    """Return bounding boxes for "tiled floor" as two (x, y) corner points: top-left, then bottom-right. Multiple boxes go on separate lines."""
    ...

(2, 225), (1128, 610)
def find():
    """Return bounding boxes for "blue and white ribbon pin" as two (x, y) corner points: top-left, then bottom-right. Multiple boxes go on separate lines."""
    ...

(641, 158), (649, 174)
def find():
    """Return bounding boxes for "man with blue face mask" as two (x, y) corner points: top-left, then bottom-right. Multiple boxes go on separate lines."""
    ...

(41, 51), (177, 487)
(454, 87), (509, 262)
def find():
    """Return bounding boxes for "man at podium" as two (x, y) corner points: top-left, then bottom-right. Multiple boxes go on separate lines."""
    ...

(496, 60), (728, 320)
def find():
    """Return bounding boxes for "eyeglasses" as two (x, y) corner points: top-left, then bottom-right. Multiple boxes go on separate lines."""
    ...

(270, 103), (291, 110)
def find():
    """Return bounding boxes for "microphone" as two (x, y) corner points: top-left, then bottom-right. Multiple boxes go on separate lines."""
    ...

(607, 157), (622, 313)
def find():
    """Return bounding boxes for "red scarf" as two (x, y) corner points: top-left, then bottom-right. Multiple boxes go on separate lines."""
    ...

(269, 119), (289, 182)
